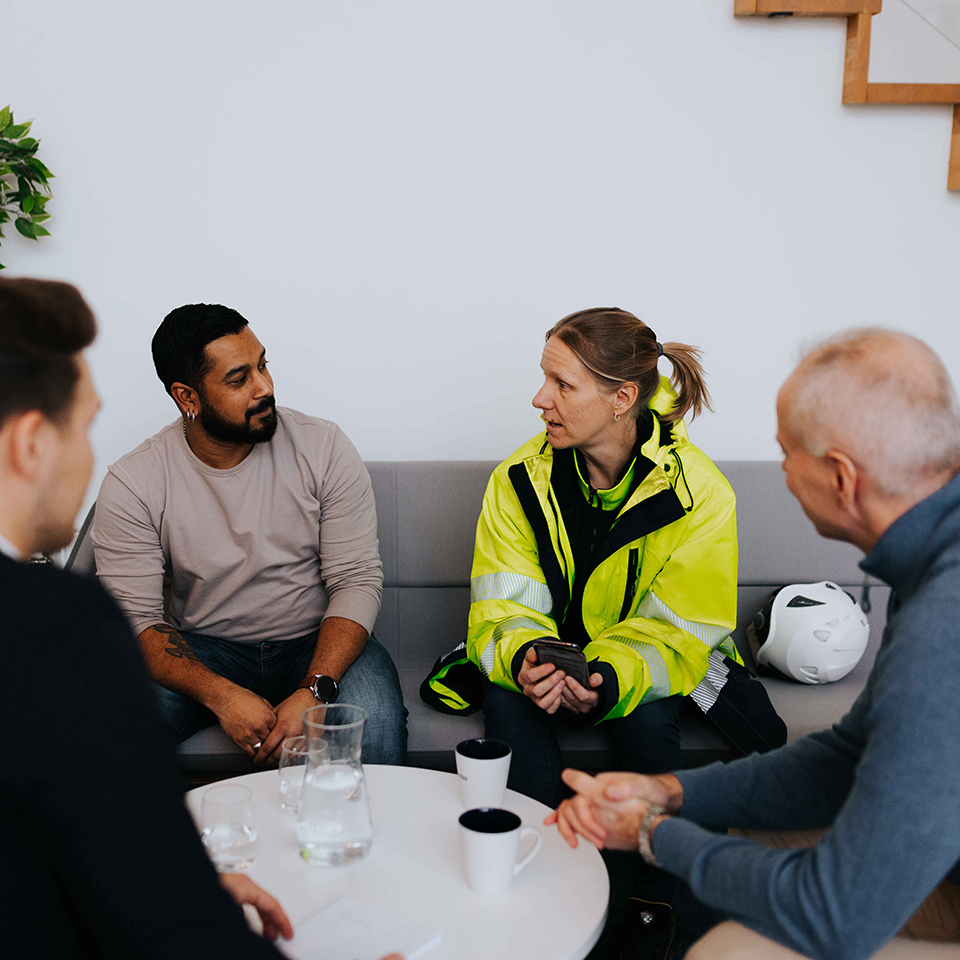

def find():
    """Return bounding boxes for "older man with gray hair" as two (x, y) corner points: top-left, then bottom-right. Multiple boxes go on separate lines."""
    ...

(549, 328), (960, 960)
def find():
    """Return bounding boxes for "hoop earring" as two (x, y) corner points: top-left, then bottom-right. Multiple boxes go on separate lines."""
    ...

(184, 411), (196, 423)
(614, 411), (621, 422)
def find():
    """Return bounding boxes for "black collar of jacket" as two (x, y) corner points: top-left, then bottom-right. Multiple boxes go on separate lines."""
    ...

(508, 412), (687, 631)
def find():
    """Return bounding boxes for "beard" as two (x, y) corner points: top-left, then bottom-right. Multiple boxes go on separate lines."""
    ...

(198, 394), (278, 445)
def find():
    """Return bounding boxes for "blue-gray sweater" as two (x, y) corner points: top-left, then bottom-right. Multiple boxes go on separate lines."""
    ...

(654, 471), (960, 960)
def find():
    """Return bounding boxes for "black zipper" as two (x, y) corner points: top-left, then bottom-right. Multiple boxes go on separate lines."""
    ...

(546, 487), (570, 593)
(619, 547), (640, 621)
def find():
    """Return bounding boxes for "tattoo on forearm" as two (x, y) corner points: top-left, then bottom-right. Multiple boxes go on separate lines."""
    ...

(154, 624), (201, 662)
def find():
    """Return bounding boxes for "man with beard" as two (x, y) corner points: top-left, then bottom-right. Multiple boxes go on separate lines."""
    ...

(93, 303), (406, 764)
(0, 278), (296, 957)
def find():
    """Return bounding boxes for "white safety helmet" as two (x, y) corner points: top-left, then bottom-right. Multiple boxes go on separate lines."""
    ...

(751, 581), (870, 685)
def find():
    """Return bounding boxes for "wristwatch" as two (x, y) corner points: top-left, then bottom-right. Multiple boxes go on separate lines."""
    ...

(638, 805), (665, 867)
(297, 674), (340, 704)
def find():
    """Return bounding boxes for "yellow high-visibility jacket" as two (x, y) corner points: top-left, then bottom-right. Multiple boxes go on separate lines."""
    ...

(467, 388), (739, 724)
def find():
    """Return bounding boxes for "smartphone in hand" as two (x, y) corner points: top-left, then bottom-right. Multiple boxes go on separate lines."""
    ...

(532, 639), (590, 688)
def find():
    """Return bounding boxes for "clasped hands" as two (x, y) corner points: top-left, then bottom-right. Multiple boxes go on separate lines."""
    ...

(517, 647), (603, 715)
(544, 769), (683, 851)
(212, 684), (319, 765)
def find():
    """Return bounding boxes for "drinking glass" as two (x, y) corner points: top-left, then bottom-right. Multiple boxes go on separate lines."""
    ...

(278, 735), (311, 811)
(200, 783), (257, 870)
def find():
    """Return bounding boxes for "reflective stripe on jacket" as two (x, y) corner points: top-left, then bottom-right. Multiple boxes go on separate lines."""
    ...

(467, 394), (739, 724)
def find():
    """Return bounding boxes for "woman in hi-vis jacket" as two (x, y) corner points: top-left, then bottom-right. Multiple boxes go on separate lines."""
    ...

(468, 307), (742, 809)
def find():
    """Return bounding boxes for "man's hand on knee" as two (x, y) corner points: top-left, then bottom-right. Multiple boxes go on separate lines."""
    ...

(210, 684), (277, 758)
(255, 689), (317, 765)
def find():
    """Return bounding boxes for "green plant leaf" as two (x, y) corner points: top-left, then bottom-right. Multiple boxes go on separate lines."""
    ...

(0, 109), (53, 258)
(15, 216), (36, 239)
(11, 181), (33, 204)
(26, 157), (53, 179)
(7, 148), (35, 163)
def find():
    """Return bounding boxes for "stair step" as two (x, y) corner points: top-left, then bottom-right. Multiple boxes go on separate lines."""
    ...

(865, 84), (960, 105)
(736, 0), (881, 16)
(736, 1), (960, 189)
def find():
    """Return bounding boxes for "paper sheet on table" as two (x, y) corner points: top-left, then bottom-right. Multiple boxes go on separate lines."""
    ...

(279, 895), (442, 960)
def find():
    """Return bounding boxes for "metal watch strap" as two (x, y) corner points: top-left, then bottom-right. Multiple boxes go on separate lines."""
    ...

(638, 805), (665, 867)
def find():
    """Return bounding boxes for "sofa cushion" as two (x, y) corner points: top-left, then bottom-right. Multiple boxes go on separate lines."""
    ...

(67, 459), (888, 773)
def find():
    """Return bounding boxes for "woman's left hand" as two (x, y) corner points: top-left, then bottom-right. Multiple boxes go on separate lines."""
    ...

(559, 673), (603, 714)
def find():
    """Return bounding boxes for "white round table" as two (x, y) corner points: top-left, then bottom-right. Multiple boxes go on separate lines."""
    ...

(188, 765), (608, 960)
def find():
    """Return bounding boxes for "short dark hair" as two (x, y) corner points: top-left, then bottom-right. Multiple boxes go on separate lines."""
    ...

(151, 303), (249, 396)
(0, 277), (97, 427)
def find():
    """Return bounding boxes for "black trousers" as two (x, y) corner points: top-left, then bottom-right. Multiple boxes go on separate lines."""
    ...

(482, 681), (683, 809)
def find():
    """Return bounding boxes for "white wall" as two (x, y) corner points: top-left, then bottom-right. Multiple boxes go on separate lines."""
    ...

(3, 1), (959, 522)
(872, 0), (960, 81)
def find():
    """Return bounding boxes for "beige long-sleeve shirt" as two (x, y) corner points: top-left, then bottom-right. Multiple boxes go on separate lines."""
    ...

(92, 408), (382, 644)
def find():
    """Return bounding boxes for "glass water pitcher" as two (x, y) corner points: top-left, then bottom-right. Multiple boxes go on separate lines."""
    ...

(296, 703), (373, 866)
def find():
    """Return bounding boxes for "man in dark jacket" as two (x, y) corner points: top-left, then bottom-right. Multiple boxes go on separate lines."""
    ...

(0, 277), (295, 958)
(551, 328), (960, 960)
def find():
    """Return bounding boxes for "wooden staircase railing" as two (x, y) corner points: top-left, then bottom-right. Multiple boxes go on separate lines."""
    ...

(735, 1), (960, 190)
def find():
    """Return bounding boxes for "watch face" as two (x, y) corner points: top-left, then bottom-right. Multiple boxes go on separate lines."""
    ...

(312, 675), (339, 703)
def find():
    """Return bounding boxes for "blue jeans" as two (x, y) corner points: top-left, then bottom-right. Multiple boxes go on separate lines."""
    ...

(153, 631), (407, 765)
(483, 680), (682, 808)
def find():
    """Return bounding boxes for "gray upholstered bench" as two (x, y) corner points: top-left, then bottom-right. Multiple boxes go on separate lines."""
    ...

(67, 460), (886, 776)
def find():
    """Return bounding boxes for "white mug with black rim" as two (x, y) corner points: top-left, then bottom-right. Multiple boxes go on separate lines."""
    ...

(455, 738), (512, 809)
(458, 808), (542, 894)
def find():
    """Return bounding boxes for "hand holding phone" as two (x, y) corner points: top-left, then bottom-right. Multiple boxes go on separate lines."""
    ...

(532, 639), (590, 688)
